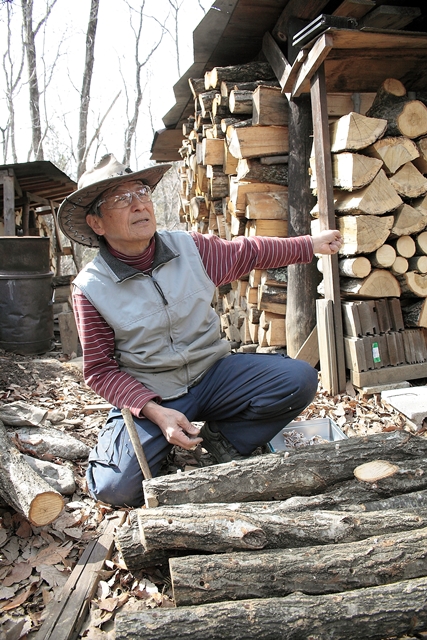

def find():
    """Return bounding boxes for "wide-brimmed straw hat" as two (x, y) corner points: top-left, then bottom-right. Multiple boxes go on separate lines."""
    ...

(58, 153), (171, 247)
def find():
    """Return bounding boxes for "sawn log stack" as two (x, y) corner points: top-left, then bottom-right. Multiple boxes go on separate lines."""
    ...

(114, 430), (427, 638)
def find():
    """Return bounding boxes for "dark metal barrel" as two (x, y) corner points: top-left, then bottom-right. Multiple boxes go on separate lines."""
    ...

(0, 237), (54, 355)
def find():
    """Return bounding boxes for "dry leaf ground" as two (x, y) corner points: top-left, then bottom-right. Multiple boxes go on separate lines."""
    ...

(0, 345), (423, 639)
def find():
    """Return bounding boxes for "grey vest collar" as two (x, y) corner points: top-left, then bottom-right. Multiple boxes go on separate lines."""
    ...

(98, 232), (180, 282)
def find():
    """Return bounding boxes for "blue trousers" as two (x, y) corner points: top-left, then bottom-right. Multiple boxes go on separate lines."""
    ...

(86, 353), (318, 507)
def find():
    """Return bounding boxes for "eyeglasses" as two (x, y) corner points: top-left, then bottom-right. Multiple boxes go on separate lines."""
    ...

(98, 185), (152, 210)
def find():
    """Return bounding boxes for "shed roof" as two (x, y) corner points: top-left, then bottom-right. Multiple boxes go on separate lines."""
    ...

(150, 0), (427, 162)
(0, 161), (77, 208)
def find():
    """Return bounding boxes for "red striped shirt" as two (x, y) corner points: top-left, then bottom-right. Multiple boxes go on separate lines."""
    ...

(73, 232), (313, 416)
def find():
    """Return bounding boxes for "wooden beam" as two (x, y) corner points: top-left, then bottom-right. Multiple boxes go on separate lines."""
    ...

(1, 170), (15, 236)
(261, 32), (292, 92)
(34, 513), (126, 640)
(310, 64), (346, 393)
(295, 325), (319, 367)
(292, 33), (334, 98)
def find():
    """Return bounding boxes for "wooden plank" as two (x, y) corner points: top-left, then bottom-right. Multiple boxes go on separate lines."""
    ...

(295, 325), (319, 367)
(350, 362), (427, 388)
(261, 32), (292, 92)
(332, 0), (375, 19)
(316, 298), (338, 394)
(311, 64), (346, 393)
(35, 514), (126, 640)
(293, 33), (334, 98)
(1, 170), (15, 236)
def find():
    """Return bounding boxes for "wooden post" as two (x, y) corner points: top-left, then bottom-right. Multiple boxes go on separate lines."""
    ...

(286, 94), (319, 357)
(1, 170), (15, 236)
(310, 65), (346, 393)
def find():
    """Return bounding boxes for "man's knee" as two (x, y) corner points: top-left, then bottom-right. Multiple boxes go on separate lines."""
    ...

(289, 358), (318, 406)
(86, 463), (145, 507)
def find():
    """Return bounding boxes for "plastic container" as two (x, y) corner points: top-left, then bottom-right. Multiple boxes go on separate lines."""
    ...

(268, 417), (347, 452)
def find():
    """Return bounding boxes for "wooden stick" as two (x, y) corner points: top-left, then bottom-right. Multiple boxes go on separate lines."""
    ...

(121, 407), (152, 480)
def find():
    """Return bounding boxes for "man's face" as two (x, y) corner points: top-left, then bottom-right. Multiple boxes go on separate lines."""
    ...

(86, 180), (156, 255)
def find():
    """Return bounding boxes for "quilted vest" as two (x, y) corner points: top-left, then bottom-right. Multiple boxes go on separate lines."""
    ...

(74, 231), (231, 399)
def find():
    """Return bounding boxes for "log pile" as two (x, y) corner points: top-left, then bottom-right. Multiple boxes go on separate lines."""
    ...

(178, 61), (289, 351)
(114, 431), (427, 638)
(312, 78), (427, 387)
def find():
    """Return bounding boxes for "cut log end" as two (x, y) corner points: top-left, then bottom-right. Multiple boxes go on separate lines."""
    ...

(354, 460), (400, 483)
(28, 491), (64, 526)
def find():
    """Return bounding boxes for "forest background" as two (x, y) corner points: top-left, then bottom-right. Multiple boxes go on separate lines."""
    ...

(0, 0), (213, 240)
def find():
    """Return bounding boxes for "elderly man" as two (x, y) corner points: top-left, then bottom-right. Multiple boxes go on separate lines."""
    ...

(58, 153), (342, 507)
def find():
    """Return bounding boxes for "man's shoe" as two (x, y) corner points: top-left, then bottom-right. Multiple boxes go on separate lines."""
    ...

(200, 422), (248, 464)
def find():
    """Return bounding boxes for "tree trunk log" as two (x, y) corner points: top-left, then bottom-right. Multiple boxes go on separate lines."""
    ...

(170, 527), (427, 606)
(367, 97), (427, 139)
(245, 192), (288, 220)
(402, 298), (427, 327)
(0, 420), (64, 526)
(368, 243), (396, 268)
(142, 431), (427, 507)
(138, 503), (427, 554)
(115, 576), (427, 640)
(229, 90), (253, 115)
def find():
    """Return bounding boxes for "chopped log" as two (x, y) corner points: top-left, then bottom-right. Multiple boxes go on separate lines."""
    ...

(414, 136), (427, 174)
(246, 219), (288, 238)
(221, 117), (251, 133)
(142, 431), (427, 507)
(408, 255), (427, 273)
(0, 420), (64, 526)
(339, 270), (401, 298)
(252, 85), (288, 126)
(390, 256), (409, 276)
(228, 90), (253, 115)
(337, 215), (394, 255)
(364, 136), (419, 174)
(170, 527), (427, 606)
(115, 576), (427, 640)
(402, 298), (427, 327)
(333, 169), (402, 215)
(367, 91), (427, 139)
(257, 283), (287, 314)
(228, 125), (289, 160)
(311, 152), (382, 190)
(260, 267), (287, 287)
(198, 90), (217, 117)
(416, 229), (427, 254)
(391, 202), (427, 237)
(329, 112), (387, 152)
(397, 271), (427, 297)
(201, 138), (224, 166)
(228, 178), (287, 216)
(220, 80), (280, 98)
(236, 159), (288, 185)
(188, 78), (205, 99)
(368, 244), (396, 268)
(205, 62), (275, 90)
(318, 256), (371, 278)
(139, 504), (427, 554)
(392, 234), (416, 258)
(389, 161), (427, 198)
(223, 143), (238, 175)
(245, 192), (288, 220)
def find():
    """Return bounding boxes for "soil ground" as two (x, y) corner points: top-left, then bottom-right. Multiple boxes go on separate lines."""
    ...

(0, 344), (423, 639)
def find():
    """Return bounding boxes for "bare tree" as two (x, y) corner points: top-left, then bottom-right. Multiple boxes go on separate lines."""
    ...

(122, 0), (165, 167)
(77, 0), (99, 179)
(2, 2), (25, 163)
(167, 0), (184, 77)
(21, 0), (58, 161)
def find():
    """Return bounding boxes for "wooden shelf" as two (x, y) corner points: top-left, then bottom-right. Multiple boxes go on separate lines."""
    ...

(350, 362), (427, 388)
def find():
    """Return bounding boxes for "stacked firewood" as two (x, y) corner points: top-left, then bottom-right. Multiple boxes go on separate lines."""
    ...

(312, 78), (427, 377)
(114, 430), (427, 638)
(178, 61), (290, 350)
